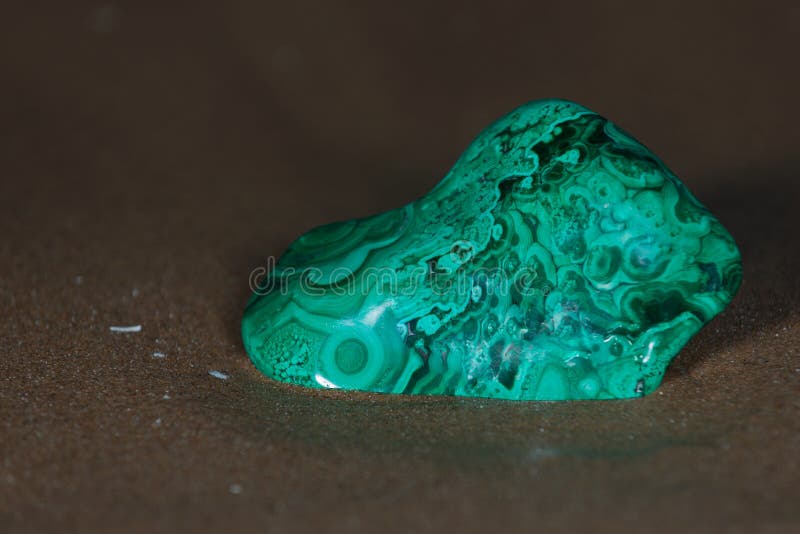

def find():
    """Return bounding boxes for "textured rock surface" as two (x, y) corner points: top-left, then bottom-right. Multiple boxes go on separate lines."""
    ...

(242, 100), (741, 400)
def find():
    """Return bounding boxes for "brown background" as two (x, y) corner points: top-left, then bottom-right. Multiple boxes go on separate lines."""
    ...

(1, 1), (799, 532)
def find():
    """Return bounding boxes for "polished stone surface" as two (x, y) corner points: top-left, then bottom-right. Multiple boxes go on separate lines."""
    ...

(242, 100), (741, 400)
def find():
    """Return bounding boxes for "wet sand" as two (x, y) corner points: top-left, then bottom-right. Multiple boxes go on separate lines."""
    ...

(1, 2), (798, 532)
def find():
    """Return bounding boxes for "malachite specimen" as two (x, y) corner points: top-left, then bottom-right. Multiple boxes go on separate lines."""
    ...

(242, 99), (741, 400)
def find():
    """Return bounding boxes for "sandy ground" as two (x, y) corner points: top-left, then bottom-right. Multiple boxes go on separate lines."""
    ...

(1, 2), (799, 532)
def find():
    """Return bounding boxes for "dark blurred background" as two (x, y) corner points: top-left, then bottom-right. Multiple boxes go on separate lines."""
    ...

(1, 1), (798, 532)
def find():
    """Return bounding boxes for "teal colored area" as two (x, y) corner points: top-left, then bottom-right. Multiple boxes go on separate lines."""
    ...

(242, 100), (741, 400)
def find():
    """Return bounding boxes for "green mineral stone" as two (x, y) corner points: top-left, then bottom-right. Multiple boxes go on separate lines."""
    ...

(242, 99), (741, 400)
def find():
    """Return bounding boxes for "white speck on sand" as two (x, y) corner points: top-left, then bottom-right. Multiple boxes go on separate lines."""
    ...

(152, 351), (166, 359)
(152, 418), (162, 427)
(209, 370), (229, 380)
(229, 483), (242, 495)
(110, 325), (141, 333)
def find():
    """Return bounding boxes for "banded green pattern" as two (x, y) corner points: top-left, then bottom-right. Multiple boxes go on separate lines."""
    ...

(242, 100), (741, 400)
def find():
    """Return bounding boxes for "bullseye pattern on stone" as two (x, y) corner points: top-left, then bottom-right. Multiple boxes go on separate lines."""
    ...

(242, 99), (741, 400)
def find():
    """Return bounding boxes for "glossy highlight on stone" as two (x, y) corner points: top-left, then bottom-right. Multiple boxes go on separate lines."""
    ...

(242, 99), (741, 400)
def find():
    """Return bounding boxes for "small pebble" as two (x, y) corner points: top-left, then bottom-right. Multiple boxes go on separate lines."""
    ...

(109, 325), (141, 333)
(229, 483), (243, 495)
